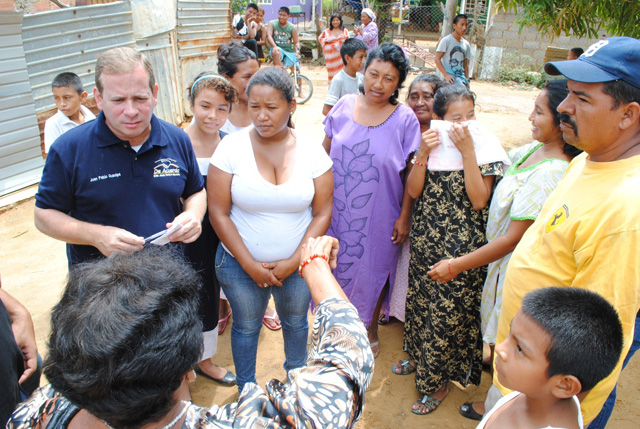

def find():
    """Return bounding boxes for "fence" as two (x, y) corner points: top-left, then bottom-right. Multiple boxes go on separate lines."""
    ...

(0, 11), (44, 197)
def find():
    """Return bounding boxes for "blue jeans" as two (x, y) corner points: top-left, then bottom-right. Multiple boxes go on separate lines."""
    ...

(589, 312), (640, 428)
(215, 243), (311, 393)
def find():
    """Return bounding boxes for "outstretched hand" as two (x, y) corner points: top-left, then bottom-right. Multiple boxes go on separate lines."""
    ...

(299, 236), (347, 304)
(300, 236), (339, 270)
(427, 259), (455, 283)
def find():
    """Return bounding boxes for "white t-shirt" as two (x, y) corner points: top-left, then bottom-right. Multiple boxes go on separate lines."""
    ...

(324, 69), (363, 106)
(220, 119), (252, 135)
(210, 129), (332, 262)
(232, 13), (249, 36)
(477, 391), (584, 429)
(44, 105), (96, 152)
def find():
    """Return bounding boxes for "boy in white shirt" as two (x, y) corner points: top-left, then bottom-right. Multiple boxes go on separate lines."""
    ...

(322, 38), (368, 116)
(44, 72), (95, 153)
(477, 287), (623, 429)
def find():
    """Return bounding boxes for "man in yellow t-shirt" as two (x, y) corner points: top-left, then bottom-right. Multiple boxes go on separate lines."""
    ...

(460, 37), (640, 427)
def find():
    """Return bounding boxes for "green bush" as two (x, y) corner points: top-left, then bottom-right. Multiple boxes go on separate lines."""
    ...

(499, 67), (547, 88)
(231, 0), (250, 16)
(497, 52), (547, 88)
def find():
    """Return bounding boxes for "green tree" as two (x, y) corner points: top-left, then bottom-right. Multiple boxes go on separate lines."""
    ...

(494, 0), (640, 39)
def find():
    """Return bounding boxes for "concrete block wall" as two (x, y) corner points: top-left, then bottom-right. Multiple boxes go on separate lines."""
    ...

(483, 10), (605, 69)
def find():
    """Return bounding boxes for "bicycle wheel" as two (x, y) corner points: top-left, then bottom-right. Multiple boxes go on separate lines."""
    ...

(294, 74), (313, 104)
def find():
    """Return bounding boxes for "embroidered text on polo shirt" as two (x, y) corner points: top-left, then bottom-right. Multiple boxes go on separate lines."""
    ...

(154, 158), (181, 177)
(89, 173), (122, 182)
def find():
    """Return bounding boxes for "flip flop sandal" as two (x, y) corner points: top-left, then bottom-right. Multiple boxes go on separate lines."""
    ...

(370, 341), (380, 359)
(218, 309), (232, 335)
(412, 394), (442, 415)
(262, 310), (282, 331)
(378, 313), (389, 325)
(392, 359), (417, 375)
(459, 402), (484, 421)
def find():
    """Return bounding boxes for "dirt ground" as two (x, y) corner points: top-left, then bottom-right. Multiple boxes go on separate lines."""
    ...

(1, 65), (638, 428)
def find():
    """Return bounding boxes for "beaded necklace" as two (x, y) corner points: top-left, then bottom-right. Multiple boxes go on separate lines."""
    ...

(102, 401), (189, 429)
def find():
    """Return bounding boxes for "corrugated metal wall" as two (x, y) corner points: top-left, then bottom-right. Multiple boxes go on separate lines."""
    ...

(136, 30), (184, 124)
(21, 1), (136, 114)
(177, 0), (229, 59)
(0, 11), (44, 197)
(176, 0), (230, 114)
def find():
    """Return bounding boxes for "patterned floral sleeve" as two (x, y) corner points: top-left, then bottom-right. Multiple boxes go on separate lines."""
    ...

(480, 161), (504, 178)
(220, 298), (375, 428)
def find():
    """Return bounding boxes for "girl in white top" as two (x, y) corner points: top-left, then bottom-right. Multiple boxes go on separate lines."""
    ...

(217, 42), (260, 134)
(208, 67), (333, 393)
(183, 73), (238, 386)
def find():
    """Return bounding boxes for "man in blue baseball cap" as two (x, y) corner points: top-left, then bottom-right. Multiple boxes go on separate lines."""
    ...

(460, 37), (640, 428)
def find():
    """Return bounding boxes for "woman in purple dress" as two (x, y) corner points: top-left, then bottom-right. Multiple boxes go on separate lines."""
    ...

(354, 8), (379, 53)
(322, 42), (421, 358)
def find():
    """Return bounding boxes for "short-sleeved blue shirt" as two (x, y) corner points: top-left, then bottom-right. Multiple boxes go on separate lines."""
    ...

(35, 112), (204, 264)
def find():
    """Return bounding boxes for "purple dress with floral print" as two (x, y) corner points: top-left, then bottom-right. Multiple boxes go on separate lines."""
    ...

(323, 94), (421, 326)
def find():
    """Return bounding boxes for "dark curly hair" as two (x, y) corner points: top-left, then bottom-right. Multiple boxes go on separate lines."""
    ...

(364, 42), (411, 105)
(44, 247), (203, 429)
(188, 71), (238, 108)
(217, 42), (258, 79)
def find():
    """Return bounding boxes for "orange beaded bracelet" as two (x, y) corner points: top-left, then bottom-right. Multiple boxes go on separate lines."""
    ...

(411, 157), (427, 167)
(298, 253), (329, 278)
(448, 258), (457, 279)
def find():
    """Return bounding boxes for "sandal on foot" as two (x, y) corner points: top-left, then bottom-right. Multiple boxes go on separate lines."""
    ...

(392, 359), (417, 375)
(459, 402), (484, 421)
(370, 341), (380, 359)
(412, 394), (442, 415)
(262, 311), (282, 331)
(218, 309), (232, 335)
(378, 313), (389, 325)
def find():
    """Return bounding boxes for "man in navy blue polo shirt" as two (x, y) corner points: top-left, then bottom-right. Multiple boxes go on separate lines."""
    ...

(34, 47), (206, 265)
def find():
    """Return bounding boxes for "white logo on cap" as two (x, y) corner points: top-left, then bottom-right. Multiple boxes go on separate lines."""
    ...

(583, 40), (609, 57)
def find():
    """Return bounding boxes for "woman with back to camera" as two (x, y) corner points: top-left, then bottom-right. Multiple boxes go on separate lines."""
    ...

(322, 42), (421, 358)
(208, 67), (333, 395)
(8, 240), (374, 428)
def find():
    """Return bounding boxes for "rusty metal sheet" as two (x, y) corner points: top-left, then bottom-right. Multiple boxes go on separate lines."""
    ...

(0, 11), (44, 197)
(136, 30), (184, 124)
(21, 1), (136, 113)
(177, 0), (230, 59)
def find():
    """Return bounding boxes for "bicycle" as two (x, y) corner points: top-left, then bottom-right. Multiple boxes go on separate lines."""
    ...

(291, 58), (313, 104)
